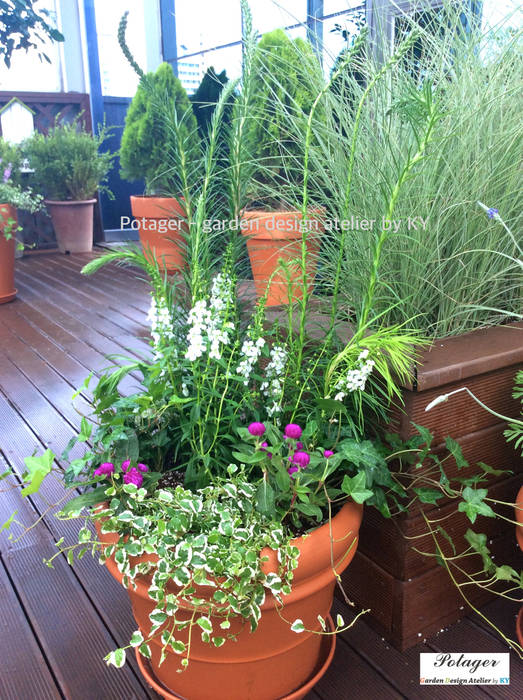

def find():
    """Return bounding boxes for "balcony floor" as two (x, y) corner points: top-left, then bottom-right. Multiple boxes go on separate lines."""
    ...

(0, 251), (521, 699)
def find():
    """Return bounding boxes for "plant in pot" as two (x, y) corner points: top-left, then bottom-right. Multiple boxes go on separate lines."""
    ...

(242, 28), (326, 306)
(0, 138), (43, 303)
(4, 7), (445, 698)
(118, 12), (201, 273)
(23, 120), (113, 254)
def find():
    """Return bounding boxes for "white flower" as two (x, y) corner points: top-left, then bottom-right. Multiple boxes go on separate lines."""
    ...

(237, 333), (265, 385)
(261, 344), (287, 412)
(334, 352), (375, 399)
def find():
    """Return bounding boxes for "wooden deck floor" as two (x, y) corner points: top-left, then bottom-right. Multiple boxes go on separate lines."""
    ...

(0, 251), (521, 700)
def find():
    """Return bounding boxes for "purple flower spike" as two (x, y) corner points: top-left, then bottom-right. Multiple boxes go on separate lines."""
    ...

(486, 207), (498, 219)
(137, 463), (149, 472)
(324, 450), (334, 459)
(3, 164), (12, 183)
(284, 424), (302, 440)
(292, 451), (310, 468)
(248, 422), (266, 437)
(123, 467), (144, 488)
(94, 462), (115, 478)
(121, 459), (131, 472)
(288, 465), (299, 477)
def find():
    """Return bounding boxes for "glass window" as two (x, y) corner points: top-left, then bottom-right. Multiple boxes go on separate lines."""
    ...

(95, 0), (149, 97)
(176, 0), (242, 57)
(322, 0), (364, 18)
(0, 0), (62, 92)
(249, 0), (306, 34)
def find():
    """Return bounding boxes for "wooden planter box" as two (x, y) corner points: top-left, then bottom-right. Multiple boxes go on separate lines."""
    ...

(341, 322), (523, 649)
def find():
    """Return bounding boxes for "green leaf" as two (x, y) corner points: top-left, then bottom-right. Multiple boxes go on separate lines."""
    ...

(22, 449), (55, 496)
(445, 437), (468, 469)
(295, 502), (323, 521)
(476, 461), (510, 477)
(458, 487), (496, 524)
(139, 643), (151, 659)
(172, 640), (186, 654)
(255, 479), (275, 516)
(495, 565), (518, 581)
(232, 450), (266, 465)
(464, 530), (494, 573)
(58, 486), (108, 517)
(341, 471), (374, 504)
(0, 510), (18, 532)
(130, 631), (144, 647)
(412, 422), (433, 448)
(291, 619), (305, 633)
(78, 416), (93, 442)
(106, 648), (126, 668)
(336, 613), (345, 628)
(196, 616), (213, 633)
(413, 487), (444, 505)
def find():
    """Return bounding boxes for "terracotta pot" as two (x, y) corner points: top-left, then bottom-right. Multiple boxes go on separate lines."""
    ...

(0, 203), (17, 304)
(130, 196), (187, 272)
(135, 615), (337, 700)
(97, 500), (363, 700)
(241, 210), (323, 306)
(46, 199), (96, 254)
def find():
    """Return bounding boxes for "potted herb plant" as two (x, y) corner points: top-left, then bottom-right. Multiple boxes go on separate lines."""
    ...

(0, 138), (43, 302)
(242, 28), (325, 306)
(118, 12), (200, 272)
(23, 120), (113, 254)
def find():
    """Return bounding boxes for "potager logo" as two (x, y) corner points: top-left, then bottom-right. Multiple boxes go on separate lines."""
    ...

(420, 653), (510, 685)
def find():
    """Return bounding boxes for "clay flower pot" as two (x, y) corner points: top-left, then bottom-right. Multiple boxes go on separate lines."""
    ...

(46, 199), (96, 254)
(97, 500), (363, 700)
(0, 203), (17, 304)
(241, 210), (323, 306)
(130, 196), (187, 273)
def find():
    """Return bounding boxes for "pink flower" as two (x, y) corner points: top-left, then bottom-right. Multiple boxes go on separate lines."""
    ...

(137, 463), (149, 472)
(260, 442), (272, 458)
(93, 462), (114, 478)
(323, 450), (334, 458)
(284, 424), (302, 439)
(296, 442), (303, 450)
(121, 459), (131, 472)
(292, 451), (310, 468)
(288, 465), (299, 477)
(123, 467), (143, 488)
(248, 422), (266, 437)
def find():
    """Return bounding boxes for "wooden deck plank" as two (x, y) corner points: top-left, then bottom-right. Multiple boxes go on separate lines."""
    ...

(14, 267), (151, 358)
(0, 555), (62, 700)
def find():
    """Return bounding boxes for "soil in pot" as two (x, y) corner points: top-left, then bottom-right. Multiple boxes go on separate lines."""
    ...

(131, 196), (187, 273)
(46, 199), (96, 254)
(97, 500), (363, 700)
(241, 210), (323, 306)
(0, 203), (17, 304)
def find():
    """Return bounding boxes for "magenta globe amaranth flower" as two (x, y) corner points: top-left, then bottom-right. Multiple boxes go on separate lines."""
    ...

(284, 423), (302, 440)
(260, 441), (272, 458)
(93, 462), (115, 478)
(137, 463), (149, 472)
(123, 467), (144, 488)
(248, 422), (266, 437)
(323, 450), (334, 459)
(288, 465), (299, 477)
(292, 451), (310, 468)
(121, 459), (131, 472)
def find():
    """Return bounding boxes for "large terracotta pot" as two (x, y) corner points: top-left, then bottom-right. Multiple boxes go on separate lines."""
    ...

(130, 196), (187, 273)
(0, 203), (17, 304)
(241, 210), (323, 306)
(46, 199), (96, 254)
(97, 500), (363, 700)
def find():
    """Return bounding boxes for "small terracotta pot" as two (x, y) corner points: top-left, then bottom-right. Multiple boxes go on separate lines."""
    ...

(130, 196), (187, 272)
(46, 199), (96, 254)
(0, 203), (17, 304)
(96, 500), (363, 700)
(241, 210), (323, 306)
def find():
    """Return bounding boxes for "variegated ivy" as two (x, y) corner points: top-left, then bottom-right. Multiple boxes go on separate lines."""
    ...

(87, 468), (300, 670)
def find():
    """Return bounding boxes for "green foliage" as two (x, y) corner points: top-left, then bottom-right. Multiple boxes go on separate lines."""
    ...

(119, 62), (200, 194)
(191, 67), (231, 139)
(0, 137), (23, 185)
(0, 138), (43, 238)
(0, 0), (64, 68)
(23, 120), (114, 200)
(247, 28), (323, 199)
(505, 370), (523, 455)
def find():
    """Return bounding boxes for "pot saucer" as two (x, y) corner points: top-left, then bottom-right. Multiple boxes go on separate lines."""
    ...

(135, 614), (336, 700)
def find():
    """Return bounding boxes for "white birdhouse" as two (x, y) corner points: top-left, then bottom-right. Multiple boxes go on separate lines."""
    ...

(0, 97), (35, 145)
